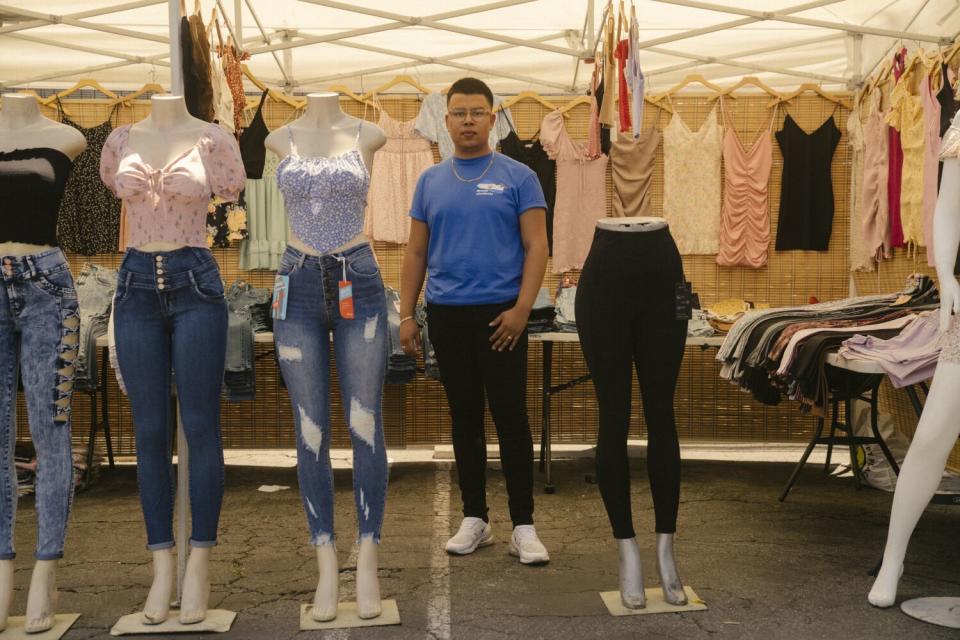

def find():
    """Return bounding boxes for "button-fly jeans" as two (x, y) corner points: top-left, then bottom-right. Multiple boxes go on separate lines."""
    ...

(113, 247), (227, 550)
(0, 248), (79, 560)
(274, 243), (388, 546)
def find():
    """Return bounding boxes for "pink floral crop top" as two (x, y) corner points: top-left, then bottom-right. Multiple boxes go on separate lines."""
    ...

(99, 122), (244, 249)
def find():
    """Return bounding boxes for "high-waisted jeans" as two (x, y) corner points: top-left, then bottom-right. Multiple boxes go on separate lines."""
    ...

(0, 248), (79, 559)
(274, 243), (389, 545)
(113, 247), (227, 550)
(576, 226), (688, 537)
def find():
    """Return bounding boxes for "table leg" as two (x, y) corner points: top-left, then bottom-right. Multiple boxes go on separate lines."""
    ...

(904, 385), (925, 419)
(542, 342), (554, 494)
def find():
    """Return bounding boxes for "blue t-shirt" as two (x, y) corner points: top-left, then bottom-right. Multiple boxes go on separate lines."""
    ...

(410, 152), (547, 306)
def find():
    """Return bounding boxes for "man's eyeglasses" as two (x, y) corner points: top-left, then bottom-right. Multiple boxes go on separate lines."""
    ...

(449, 109), (492, 121)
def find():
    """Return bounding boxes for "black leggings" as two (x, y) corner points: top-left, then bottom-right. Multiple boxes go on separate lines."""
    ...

(575, 226), (687, 537)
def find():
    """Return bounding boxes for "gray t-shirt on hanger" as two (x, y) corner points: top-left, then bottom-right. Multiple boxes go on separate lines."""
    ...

(415, 92), (516, 159)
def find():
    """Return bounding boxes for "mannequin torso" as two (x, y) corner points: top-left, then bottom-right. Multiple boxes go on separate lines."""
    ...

(265, 93), (386, 256)
(597, 216), (668, 233)
(125, 95), (209, 253)
(0, 93), (86, 257)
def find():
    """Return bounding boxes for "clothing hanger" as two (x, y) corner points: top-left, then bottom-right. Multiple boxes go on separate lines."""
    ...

(242, 64), (304, 110)
(360, 74), (431, 101)
(650, 73), (723, 102)
(46, 78), (119, 103)
(110, 82), (167, 108)
(711, 76), (782, 102)
(644, 93), (672, 113)
(766, 82), (851, 110)
(557, 95), (593, 116)
(497, 90), (562, 113)
(326, 84), (378, 109)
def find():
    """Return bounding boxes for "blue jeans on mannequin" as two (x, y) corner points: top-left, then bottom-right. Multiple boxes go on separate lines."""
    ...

(113, 247), (227, 550)
(0, 248), (78, 560)
(273, 243), (389, 546)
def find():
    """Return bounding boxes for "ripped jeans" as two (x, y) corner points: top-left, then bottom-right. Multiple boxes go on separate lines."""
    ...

(273, 243), (388, 545)
(0, 248), (79, 560)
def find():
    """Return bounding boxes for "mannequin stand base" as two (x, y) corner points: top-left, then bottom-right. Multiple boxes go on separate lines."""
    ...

(0, 614), (79, 639)
(299, 601), (400, 630)
(110, 610), (236, 635)
(600, 587), (706, 617)
(900, 597), (960, 628)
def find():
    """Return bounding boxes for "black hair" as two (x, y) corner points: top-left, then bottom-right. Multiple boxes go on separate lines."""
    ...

(446, 77), (494, 108)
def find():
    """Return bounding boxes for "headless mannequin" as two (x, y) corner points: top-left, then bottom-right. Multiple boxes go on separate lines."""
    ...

(595, 216), (687, 609)
(0, 92), (85, 634)
(265, 93), (387, 621)
(868, 159), (960, 609)
(120, 95), (213, 625)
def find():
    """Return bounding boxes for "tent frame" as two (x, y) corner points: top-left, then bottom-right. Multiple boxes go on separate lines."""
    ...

(0, 0), (958, 93)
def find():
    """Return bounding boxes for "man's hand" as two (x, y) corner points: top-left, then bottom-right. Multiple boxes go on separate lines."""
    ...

(400, 318), (422, 355)
(489, 306), (530, 351)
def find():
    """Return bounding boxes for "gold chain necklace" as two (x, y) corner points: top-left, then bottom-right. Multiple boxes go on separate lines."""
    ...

(450, 154), (495, 183)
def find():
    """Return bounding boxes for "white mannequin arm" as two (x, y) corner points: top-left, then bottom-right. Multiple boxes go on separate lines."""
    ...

(935, 159), (960, 333)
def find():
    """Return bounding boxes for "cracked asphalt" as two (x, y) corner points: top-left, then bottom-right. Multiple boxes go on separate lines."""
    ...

(7, 457), (960, 639)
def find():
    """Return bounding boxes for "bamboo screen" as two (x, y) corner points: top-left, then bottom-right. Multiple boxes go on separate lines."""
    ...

(11, 90), (858, 455)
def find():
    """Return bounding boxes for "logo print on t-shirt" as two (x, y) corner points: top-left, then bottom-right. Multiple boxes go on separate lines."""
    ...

(475, 182), (506, 197)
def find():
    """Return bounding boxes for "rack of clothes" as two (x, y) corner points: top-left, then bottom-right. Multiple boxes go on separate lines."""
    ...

(716, 274), (940, 415)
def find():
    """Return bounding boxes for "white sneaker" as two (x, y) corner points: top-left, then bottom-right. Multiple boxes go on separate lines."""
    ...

(445, 517), (493, 555)
(509, 525), (550, 565)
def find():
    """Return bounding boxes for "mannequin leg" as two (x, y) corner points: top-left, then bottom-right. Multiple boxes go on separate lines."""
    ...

(656, 534), (687, 605)
(24, 560), (57, 633)
(617, 538), (646, 608)
(311, 543), (338, 622)
(142, 548), (173, 624)
(0, 559), (12, 631)
(868, 362), (960, 607)
(356, 537), (381, 619)
(179, 547), (211, 624)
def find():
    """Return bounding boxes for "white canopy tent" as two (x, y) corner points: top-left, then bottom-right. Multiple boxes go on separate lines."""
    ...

(0, 0), (958, 95)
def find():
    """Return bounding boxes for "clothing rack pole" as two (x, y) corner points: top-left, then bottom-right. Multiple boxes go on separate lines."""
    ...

(167, 0), (189, 606)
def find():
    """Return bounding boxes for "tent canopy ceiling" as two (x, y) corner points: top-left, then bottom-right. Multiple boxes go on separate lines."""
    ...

(0, 0), (958, 95)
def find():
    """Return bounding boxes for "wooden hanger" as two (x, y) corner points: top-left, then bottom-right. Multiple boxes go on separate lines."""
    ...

(555, 95), (591, 117)
(644, 93), (672, 113)
(650, 74), (723, 102)
(360, 74), (431, 101)
(110, 82), (167, 107)
(767, 82), (851, 110)
(711, 76), (782, 101)
(242, 64), (304, 110)
(327, 84), (377, 109)
(497, 90), (560, 112)
(944, 37), (960, 66)
(44, 78), (118, 103)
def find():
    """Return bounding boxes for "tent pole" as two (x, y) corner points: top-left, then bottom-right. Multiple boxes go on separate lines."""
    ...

(169, 0), (182, 95)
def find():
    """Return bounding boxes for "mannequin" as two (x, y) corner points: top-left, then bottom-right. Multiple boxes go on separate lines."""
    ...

(576, 215), (688, 609)
(267, 93), (389, 621)
(99, 94), (243, 625)
(868, 158), (960, 610)
(0, 92), (85, 634)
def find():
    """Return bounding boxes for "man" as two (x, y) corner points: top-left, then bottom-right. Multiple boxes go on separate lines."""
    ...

(400, 77), (550, 564)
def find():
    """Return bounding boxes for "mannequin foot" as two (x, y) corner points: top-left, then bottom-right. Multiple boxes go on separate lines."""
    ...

(617, 538), (646, 609)
(356, 537), (381, 620)
(656, 533), (687, 606)
(311, 543), (339, 622)
(0, 559), (13, 632)
(142, 549), (174, 625)
(179, 547), (211, 625)
(868, 562), (904, 608)
(24, 560), (57, 633)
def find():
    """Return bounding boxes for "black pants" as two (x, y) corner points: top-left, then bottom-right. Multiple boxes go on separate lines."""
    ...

(575, 226), (687, 537)
(427, 301), (534, 527)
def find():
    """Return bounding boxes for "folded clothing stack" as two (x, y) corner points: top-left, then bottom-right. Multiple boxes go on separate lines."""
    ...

(528, 287), (556, 333)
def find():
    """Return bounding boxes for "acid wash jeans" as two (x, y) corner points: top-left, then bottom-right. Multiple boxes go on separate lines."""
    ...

(0, 248), (79, 560)
(273, 243), (389, 546)
(113, 247), (227, 550)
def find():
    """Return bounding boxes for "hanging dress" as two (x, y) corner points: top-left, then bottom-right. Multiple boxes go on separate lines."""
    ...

(920, 64), (942, 264)
(363, 103), (435, 244)
(886, 60), (927, 249)
(662, 102), (723, 255)
(609, 111), (661, 218)
(888, 49), (907, 248)
(540, 107), (608, 273)
(500, 124), (557, 254)
(56, 98), (122, 255)
(716, 100), (774, 268)
(847, 100), (874, 272)
(861, 88), (891, 262)
(774, 110), (840, 251)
